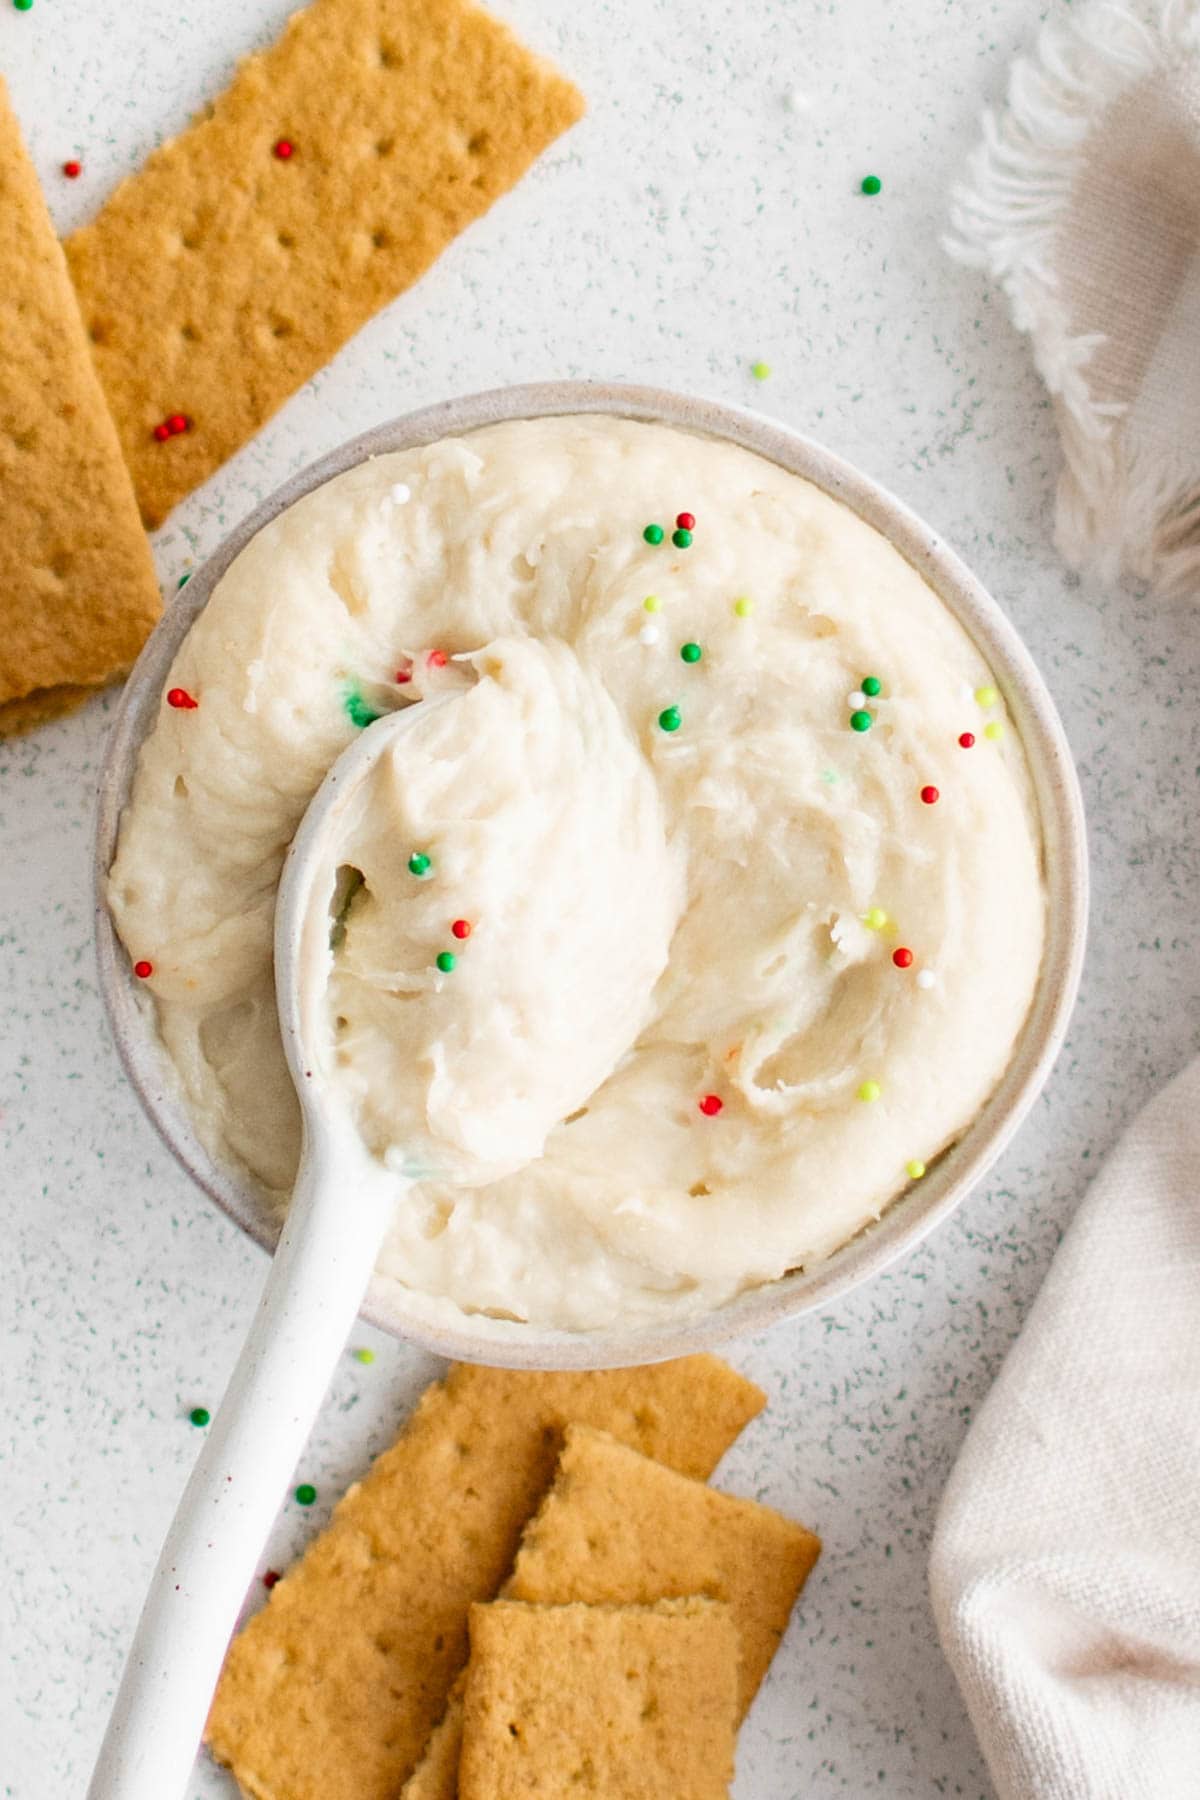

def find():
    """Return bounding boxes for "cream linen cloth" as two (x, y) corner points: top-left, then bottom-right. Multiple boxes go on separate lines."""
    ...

(948, 0), (1200, 597)
(929, 1058), (1200, 1797)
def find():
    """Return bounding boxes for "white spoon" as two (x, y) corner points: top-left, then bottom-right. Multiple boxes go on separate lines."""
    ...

(87, 695), (453, 1800)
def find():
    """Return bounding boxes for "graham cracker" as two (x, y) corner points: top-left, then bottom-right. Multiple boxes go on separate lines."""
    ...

(458, 1599), (738, 1800)
(401, 1422), (820, 1800)
(0, 78), (160, 736)
(205, 1358), (762, 1800)
(65, 0), (584, 529)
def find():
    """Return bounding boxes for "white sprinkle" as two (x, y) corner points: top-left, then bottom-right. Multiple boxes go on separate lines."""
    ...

(784, 86), (810, 113)
(639, 624), (661, 646)
(390, 482), (412, 505)
(916, 969), (937, 990)
(848, 690), (866, 708)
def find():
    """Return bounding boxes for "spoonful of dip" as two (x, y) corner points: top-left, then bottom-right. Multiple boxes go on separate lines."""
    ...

(87, 636), (682, 1800)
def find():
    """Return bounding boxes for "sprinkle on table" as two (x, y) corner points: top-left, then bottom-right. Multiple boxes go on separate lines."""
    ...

(975, 684), (998, 709)
(294, 1483), (317, 1506)
(408, 851), (432, 877)
(680, 641), (702, 664)
(188, 1407), (211, 1428)
(657, 705), (682, 733)
(892, 947), (914, 969)
(849, 709), (872, 733)
(861, 675), (882, 697)
(863, 907), (888, 931)
(751, 360), (771, 380)
(167, 687), (198, 710)
(698, 1093), (723, 1116)
(958, 731), (975, 748)
(451, 919), (472, 940)
(273, 138), (295, 160)
(133, 959), (153, 979)
(861, 174), (882, 195)
(733, 596), (754, 618)
(984, 721), (1005, 741)
(436, 951), (456, 974)
(12, 1), (34, 12)
(920, 785), (939, 805)
(906, 1159), (926, 1180)
(353, 1347), (376, 1364)
(857, 1080), (882, 1102)
(63, 159), (82, 179)
(262, 1570), (281, 1590)
(643, 523), (665, 545)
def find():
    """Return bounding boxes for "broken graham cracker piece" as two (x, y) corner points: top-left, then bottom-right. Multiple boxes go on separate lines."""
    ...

(0, 78), (160, 736)
(65, 0), (584, 530)
(458, 1599), (738, 1800)
(401, 1421), (820, 1800)
(205, 1358), (762, 1800)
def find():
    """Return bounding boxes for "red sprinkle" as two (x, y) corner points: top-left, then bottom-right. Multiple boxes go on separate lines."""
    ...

(262, 1570), (281, 1590)
(892, 947), (914, 969)
(153, 422), (172, 442)
(63, 160), (82, 179)
(273, 139), (294, 160)
(395, 664), (413, 684)
(698, 1094), (723, 1117)
(427, 648), (448, 669)
(920, 785), (939, 805)
(168, 413), (189, 435)
(958, 732), (975, 748)
(451, 919), (472, 940)
(167, 687), (198, 710)
(133, 959), (153, 979)
(675, 511), (695, 530)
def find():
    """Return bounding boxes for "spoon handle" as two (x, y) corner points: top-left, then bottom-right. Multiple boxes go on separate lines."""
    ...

(86, 1135), (391, 1800)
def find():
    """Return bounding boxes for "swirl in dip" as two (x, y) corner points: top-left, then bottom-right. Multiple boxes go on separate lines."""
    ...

(109, 416), (1045, 1332)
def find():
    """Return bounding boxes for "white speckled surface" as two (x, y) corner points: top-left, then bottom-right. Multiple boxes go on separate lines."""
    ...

(2, 2), (1197, 1795)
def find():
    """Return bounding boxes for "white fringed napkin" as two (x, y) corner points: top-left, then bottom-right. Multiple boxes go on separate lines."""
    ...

(948, 0), (1200, 596)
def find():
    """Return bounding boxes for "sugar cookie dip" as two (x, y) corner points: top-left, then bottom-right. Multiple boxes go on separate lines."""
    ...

(108, 415), (1045, 1332)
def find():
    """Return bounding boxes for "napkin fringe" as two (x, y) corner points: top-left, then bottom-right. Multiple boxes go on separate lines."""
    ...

(946, 0), (1200, 596)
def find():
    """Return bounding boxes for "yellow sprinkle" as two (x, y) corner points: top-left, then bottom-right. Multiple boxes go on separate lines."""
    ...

(733, 596), (754, 617)
(857, 1080), (881, 1103)
(643, 595), (661, 613)
(984, 720), (1005, 741)
(863, 907), (888, 931)
(975, 684), (998, 709)
(906, 1159), (926, 1180)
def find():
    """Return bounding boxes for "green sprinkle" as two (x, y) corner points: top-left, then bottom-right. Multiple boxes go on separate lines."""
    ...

(850, 710), (873, 732)
(643, 595), (661, 613)
(861, 174), (882, 195)
(751, 360), (771, 381)
(984, 720), (1005, 741)
(975, 684), (998, 709)
(671, 527), (693, 549)
(408, 852), (432, 877)
(643, 523), (664, 545)
(861, 675), (881, 697)
(353, 1347), (375, 1365)
(906, 1159), (926, 1180)
(863, 907), (888, 930)
(295, 1483), (317, 1506)
(658, 706), (682, 733)
(857, 1080), (882, 1103)
(436, 951), (456, 973)
(680, 642), (702, 664)
(732, 596), (754, 618)
(177, 571), (192, 589)
(188, 1406), (210, 1428)
(345, 690), (381, 729)
(13, 1), (34, 12)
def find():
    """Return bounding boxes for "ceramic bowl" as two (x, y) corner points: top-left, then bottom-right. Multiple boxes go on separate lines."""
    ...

(94, 382), (1088, 1369)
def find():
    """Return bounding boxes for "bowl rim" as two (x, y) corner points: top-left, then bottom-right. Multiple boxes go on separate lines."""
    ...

(94, 379), (1088, 1369)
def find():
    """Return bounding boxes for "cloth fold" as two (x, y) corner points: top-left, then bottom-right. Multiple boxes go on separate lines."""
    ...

(948, 0), (1200, 597)
(930, 1056), (1200, 1800)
